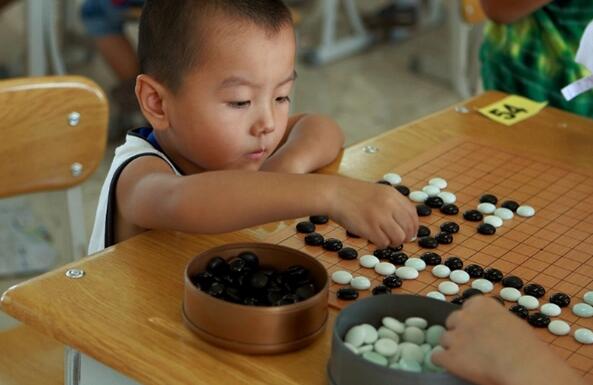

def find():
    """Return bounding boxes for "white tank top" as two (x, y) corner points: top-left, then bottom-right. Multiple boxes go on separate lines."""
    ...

(88, 128), (182, 254)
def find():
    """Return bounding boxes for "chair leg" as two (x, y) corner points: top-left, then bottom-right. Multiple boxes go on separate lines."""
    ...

(65, 347), (81, 385)
(447, 0), (472, 98)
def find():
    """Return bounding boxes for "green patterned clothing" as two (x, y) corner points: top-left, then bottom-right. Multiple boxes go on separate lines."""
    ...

(480, 0), (593, 118)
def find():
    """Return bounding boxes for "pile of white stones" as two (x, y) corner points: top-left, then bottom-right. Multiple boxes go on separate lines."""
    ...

(343, 316), (446, 373)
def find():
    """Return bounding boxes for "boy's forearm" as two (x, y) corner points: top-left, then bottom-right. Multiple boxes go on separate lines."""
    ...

(262, 114), (344, 174)
(155, 171), (339, 233)
(480, 0), (552, 24)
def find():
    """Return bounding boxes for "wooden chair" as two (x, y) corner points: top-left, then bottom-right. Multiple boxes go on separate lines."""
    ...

(0, 75), (108, 385)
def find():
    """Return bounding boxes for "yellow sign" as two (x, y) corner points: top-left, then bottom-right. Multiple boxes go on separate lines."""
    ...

(478, 95), (548, 126)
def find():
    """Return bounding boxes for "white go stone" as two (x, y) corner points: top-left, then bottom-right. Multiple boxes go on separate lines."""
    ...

(584, 291), (593, 306)
(344, 342), (359, 354)
(383, 317), (405, 334)
(516, 205), (535, 218)
(374, 338), (399, 357)
(405, 317), (428, 329)
(472, 279), (494, 293)
(378, 326), (400, 342)
(405, 258), (426, 271)
(477, 203), (496, 214)
(345, 325), (366, 347)
(494, 207), (514, 220)
(398, 358), (422, 373)
(450, 270), (470, 284)
(383, 173), (402, 185)
(362, 351), (388, 366)
(426, 291), (446, 301)
(484, 215), (504, 228)
(375, 262), (396, 276)
(429, 177), (447, 189)
(359, 254), (380, 269)
(425, 346), (445, 373)
(331, 270), (352, 285)
(432, 264), (451, 278)
(541, 303), (561, 317)
(403, 326), (425, 345)
(575, 328), (593, 344)
(358, 344), (374, 353)
(422, 185), (441, 197)
(420, 344), (432, 355)
(399, 342), (424, 364)
(573, 303), (593, 318)
(426, 325), (446, 347)
(438, 191), (457, 204)
(396, 266), (419, 280)
(518, 295), (539, 310)
(439, 281), (460, 296)
(351, 276), (371, 291)
(548, 320), (571, 336)
(409, 191), (428, 203)
(499, 287), (521, 302)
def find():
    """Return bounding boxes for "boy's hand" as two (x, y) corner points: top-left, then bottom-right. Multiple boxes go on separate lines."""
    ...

(433, 296), (586, 385)
(327, 179), (418, 248)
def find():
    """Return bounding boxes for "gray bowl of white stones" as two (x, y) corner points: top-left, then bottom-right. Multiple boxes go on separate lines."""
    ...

(327, 294), (475, 385)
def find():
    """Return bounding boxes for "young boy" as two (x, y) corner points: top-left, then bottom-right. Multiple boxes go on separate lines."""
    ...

(88, 0), (419, 254)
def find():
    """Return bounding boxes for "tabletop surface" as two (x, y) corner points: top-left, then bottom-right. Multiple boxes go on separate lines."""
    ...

(2, 91), (593, 385)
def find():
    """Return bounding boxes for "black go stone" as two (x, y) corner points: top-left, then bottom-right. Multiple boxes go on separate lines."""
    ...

(388, 252), (409, 265)
(464, 264), (484, 278)
(440, 222), (460, 234)
(509, 304), (529, 319)
(484, 268), (503, 283)
(451, 296), (465, 305)
(395, 185), (410, 196)
(296, 283), (316, 300)
(491, 296), (506, 306)
(420, 252), (442, 266)
(337, 287), (359, 300)
(462, 288), (484, 299)
(501, 200), (520, 212)
(435, 232), (453, 245)
(309, 215), (329, 225)
(372, 285), (392, 295)
(417, 225), (431, 238)
(238, 251), (259, 270)
(207, 281), (226, 298)
(528, 312), (551, 328)
(390, 244), (404, 252)
(229, 258), (249, 275)
(440, 204), (459, 215)
(549, 292), (571, 308)
(417, 204), (432, 217)
(346, 230), (360, 238)
(418, 236), (439, 249)
(425, 196), (444, 209)
(304, 232), (324, 246)
(383, 274), (403, 288)
(323, 238), (343, 252)
(190, 271), (214, 291)
(296, 221), (316, 234)
(338, 247), (358, 260)
(445, 257), (464, 270)
(480, 194), (498, 205)
(524, 283), (546, 298)
(501, 275), (524, 289)
(249, 271), (269, 290)
(377, 180), (391, 186)
(463, 210), (484, 222)
(207, 256), (230, 277)
(477, 223), (496, 235)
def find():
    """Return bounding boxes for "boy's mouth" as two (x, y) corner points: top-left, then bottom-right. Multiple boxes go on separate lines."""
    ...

(246, 147), (267, 160)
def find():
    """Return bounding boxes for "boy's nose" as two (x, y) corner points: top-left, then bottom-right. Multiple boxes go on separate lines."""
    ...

(251, 108), (275, 136)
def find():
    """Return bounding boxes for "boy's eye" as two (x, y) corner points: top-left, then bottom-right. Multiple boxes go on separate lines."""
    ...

(228, 101), (251, 108)
(276, 96), (291, 103)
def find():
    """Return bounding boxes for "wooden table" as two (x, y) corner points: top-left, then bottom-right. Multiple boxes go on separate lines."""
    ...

(2, 92), (593, 385)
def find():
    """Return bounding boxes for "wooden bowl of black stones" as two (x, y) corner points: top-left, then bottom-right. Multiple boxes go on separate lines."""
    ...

(183, 243), (329, 354)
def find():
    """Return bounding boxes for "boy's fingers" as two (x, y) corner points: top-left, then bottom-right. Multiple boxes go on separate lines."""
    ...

(445, 309), (462, 330)
(382, 222), (406, 247)
(370, 227), (391, 249)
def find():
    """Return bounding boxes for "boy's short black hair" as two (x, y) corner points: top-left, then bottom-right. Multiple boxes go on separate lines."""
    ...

(138, 0), (293, 92)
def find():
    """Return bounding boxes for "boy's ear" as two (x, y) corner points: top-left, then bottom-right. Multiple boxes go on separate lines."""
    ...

(135, 74), (171, 130)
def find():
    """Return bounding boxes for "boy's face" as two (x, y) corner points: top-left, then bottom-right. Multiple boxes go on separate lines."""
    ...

(163, 17), (296, 172)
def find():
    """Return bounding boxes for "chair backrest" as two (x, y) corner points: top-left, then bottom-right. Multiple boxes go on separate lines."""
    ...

(461, 0), (486, 24)
(0, 76), (108, 198)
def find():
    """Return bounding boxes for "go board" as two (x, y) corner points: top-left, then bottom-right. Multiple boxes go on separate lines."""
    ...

(260, 137), (593, 379)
